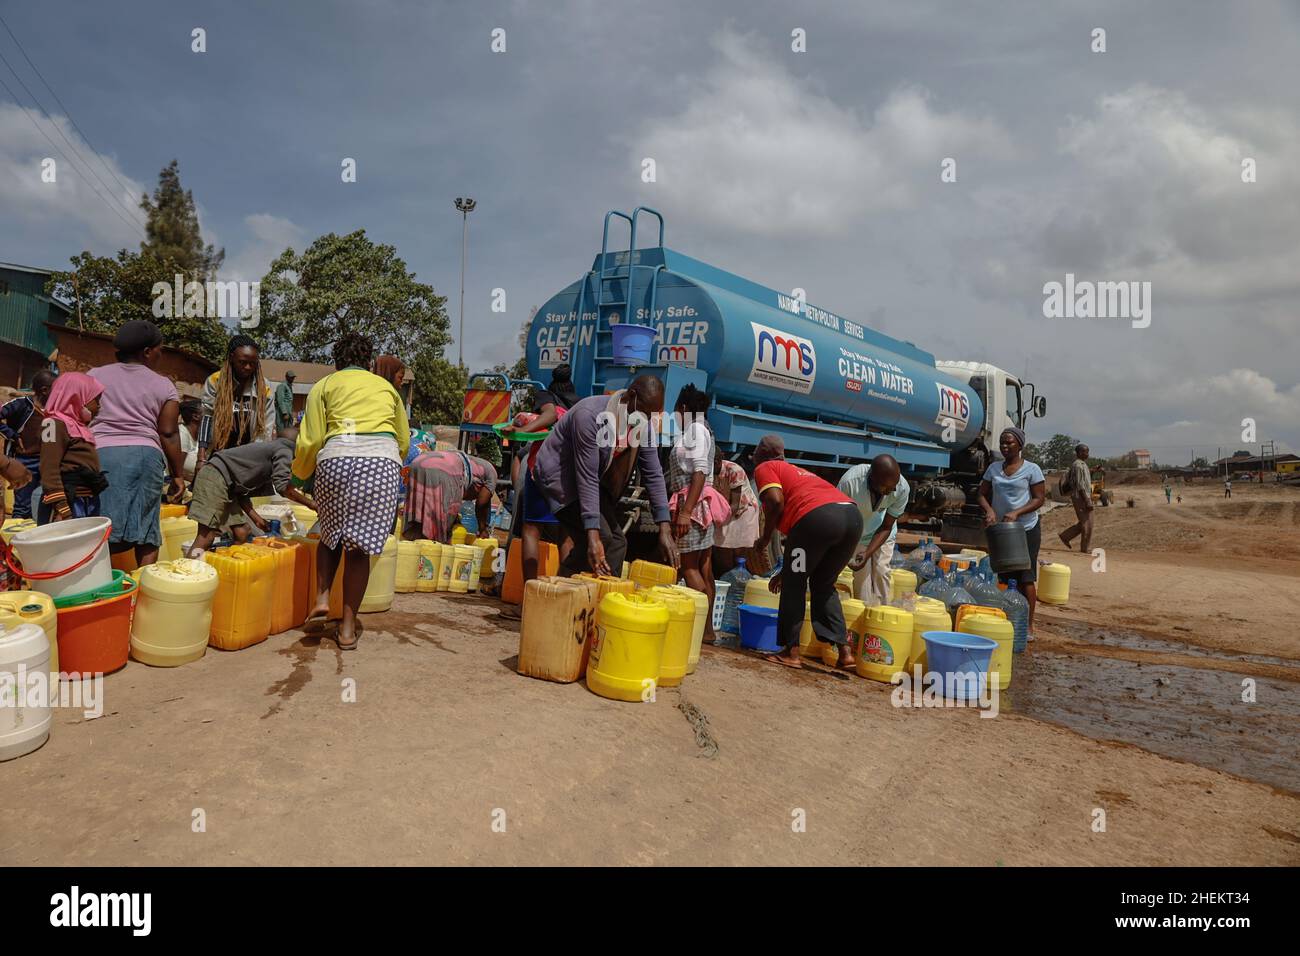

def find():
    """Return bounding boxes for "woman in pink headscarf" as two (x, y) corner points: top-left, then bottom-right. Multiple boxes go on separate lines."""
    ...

(37, 372), (108, 523)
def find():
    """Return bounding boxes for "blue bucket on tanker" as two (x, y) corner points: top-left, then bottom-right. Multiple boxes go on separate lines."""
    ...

(922, 630), (997, 700)
(610, 323), (657, 365)
(738, 604), (781, 652)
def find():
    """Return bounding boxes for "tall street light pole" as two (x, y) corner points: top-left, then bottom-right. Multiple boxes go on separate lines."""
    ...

(454, 197), (477, 369)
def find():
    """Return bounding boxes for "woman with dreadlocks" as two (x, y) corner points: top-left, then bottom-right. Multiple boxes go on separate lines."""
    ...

(196, 334), (277, 473)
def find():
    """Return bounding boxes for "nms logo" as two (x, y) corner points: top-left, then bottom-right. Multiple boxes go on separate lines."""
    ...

(748, 322), (816, 395)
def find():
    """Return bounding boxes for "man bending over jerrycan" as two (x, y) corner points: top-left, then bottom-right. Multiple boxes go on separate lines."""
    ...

(839, 454), (909, 606)
(187, 427), (315, 555)
(532, 374), (679, 578)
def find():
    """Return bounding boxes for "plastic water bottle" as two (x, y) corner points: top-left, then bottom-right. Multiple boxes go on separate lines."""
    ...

(1002, 580), (1030, 653)
(717, 557), (752, 646)
(915, 554), (939, 584)
(918, 573), (950, 601)
(969, 576), (1005, 613)
(941, 572), (975, 626)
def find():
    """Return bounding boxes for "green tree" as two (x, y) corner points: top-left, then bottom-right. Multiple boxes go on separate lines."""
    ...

(139, 160), (224, 279)
(258, 230), (449, 364)
(1027, 433), (1080, 471)
(1190, 456), (1209, 469)
(45, 250), (228, 363)
(410, 355), (467, 427)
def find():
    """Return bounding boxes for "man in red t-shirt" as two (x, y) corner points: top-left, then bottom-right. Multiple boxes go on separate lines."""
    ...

(753, 435), (863, 669)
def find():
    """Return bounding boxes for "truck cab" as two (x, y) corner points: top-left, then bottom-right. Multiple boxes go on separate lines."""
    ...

(935, 361), (1046, 463)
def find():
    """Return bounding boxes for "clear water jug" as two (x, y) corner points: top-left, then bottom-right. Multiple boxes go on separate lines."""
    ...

(1002, 580), (1030, 652)
(717, 557), (752, 646)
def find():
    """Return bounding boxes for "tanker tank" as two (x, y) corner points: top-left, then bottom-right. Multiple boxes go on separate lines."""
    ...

(526, 213), (984, 470)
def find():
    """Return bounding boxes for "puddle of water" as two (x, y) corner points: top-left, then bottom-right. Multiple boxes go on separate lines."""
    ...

(1050, 619), (1299, 670)
(1004, 648), (1300, 793)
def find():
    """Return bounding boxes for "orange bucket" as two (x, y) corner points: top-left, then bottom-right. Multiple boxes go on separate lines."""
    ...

(55, 576), (138, 675)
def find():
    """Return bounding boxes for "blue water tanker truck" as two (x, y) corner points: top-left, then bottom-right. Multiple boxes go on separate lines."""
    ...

(524, 207), (1046, 542)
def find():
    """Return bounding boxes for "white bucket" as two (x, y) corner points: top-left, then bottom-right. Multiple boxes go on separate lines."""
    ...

(9, 516), (113, 600)
(712, 580), (731, 631)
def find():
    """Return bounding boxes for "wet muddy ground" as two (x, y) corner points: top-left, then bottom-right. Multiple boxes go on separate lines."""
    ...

(1009, 620), (1300, 793)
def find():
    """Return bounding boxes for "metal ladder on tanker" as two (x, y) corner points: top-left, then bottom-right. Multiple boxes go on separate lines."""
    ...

(572, 207), (669, 395)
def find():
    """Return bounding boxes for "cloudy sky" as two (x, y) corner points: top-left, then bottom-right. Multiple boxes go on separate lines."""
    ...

(3, 0), (1297, 461)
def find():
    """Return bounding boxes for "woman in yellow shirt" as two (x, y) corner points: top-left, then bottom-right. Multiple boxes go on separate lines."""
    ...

(294, 332), (410, 650)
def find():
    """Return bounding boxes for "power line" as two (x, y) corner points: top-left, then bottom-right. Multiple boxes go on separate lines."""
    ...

(0, 44), (147, 233)
(0, 12), (142, 212)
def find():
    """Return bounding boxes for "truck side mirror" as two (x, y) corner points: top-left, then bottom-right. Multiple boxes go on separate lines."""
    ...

(1034, 396), (1047, 417)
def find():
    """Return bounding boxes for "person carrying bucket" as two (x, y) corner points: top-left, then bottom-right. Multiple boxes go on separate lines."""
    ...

(37, 373), (107, 524)
(977, 426), (1046, 633)
(752, 435), (862, 670)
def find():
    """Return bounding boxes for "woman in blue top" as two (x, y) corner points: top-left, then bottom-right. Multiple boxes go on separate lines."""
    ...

(978, 426), (1047, 630)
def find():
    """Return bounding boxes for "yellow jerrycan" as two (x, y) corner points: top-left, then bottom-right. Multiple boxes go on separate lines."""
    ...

(856, 605), (915, 683)
(628, 559), (676, 590)
(956, 606), (1014, 691)
(907, 598), (951, 672)
(743, 576), (780, 610)
(0, 591), (57, 677)
(395, 539), (421, 593)
(449, 544), (477, 594)
(1037, 562), (1070, 605)
(574, 573), (636, 603)
(131, 559), (219, 667)
(889, 568), (918, 602)
(654, 584), (708, 674)
(586, 592), (668, 702)
(416, 541), (441, 593)
(205, 545), (274, 650)
(646, 586), (695, 687)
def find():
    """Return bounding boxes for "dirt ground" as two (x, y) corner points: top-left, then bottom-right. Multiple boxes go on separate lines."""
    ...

(3, 479), (1298, 866)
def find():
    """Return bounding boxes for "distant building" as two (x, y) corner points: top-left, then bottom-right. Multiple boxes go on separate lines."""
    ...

(1130, 449), (1152, 469)
(44, 323), (216, 397)
(1213, 451), (1298, 477)
(0, 262), (70, 387)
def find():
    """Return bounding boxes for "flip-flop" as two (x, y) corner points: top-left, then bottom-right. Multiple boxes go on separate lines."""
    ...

(498, 605), (522, 621)
(764, 653), (803, 669)
(336, 620), (363, 651)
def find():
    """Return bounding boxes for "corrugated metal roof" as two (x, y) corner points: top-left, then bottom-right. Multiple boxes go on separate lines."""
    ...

(0, 264), (68, 357)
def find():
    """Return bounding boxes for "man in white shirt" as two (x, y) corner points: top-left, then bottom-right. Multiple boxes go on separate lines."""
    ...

(838, 454), (910, 605)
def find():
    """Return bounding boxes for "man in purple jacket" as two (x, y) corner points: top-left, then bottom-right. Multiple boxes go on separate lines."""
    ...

(532, 375), (679, 577)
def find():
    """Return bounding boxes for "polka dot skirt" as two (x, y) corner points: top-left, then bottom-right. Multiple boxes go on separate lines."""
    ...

(315, 456), (401, 555)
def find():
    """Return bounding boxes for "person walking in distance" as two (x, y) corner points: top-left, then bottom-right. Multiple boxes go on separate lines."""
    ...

(1059, 443), (1094, 553)
(1224, 478), (1232, 498)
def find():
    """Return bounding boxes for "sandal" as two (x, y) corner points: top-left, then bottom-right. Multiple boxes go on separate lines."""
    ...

(764, 653), (803, 669)
(336, 620), (364, 651)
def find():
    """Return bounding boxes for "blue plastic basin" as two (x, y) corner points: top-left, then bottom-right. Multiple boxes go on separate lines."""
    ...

(738, 604), (781, 652)
(921, 630), (997, 700)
